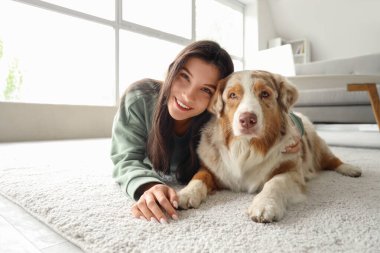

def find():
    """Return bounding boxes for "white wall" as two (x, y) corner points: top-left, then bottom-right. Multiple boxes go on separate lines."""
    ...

(265, 0), (380, 61)
(257, 0), (276, 51)
(0, 102), (117, 142)
(244, 1), (259, 68)
(243, 0), (277, 68)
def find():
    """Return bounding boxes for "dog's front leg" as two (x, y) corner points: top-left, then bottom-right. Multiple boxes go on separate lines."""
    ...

(178, 167), (217, 209)
(247, 164), (306, 223)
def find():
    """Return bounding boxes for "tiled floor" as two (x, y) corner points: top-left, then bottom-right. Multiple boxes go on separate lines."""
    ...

(0, 194), (83, 253)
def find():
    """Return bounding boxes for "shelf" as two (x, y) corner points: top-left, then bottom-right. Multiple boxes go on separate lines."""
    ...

(267, 37), (311, 64)
(287, 39), (310, 64)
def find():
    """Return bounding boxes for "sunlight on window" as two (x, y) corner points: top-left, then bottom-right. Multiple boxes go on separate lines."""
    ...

(196, 0), (243, 58)
(42, 0), (114, 20)
(123, 0), (192, 39)
(119, 31), (183, 94)
(0, 0), (245, 106)
(0, 1), (115, 105)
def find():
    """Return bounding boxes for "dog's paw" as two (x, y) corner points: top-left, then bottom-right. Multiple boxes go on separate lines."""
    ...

(335, 163), (362, 177)
(178, 179), (207, 209)
(247, 197), (285, 223)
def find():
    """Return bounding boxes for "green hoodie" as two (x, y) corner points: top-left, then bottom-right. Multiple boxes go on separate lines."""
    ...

(111, 79), (192, 200)
(111, 78), (164, 201)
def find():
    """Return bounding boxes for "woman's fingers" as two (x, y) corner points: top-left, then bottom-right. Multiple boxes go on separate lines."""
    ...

(136, 192), (160, 222)
(131, 184), (180, 223)
(284, 139), (301, 153)
(131, 204), (147, 221)
(154, 190), (178, 221)
(138, 191), (171, 223)
(139, 192), (166, 222)
(167, 187), (179, 209)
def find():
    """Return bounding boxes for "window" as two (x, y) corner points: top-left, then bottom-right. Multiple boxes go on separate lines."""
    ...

(0, 0), (244, 106)
(123, 0), (192, 39)
(0, 1), (114, 105)
(196, 0), (244, 59)
(42, 0), (114, 20)
(119, 31), (183, 94)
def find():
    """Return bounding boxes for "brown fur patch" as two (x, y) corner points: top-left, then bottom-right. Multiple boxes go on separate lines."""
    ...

(253, 107), (282, 154)
(269, 160), (297, 180)
(268, 160), (307, 194)
(228, 83), (244, 98)
(320, 154), (343, 171)
(208, 78), (227, 116)
(253, 80), (274, 94)
(250, 71), (275, 86)
(192, 167), (217, 192)
(222, 83), (244, 147)
(219, 117), (233, 147)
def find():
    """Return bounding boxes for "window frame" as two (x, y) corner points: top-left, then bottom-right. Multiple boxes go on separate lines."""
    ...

(1, 0), (245, 141)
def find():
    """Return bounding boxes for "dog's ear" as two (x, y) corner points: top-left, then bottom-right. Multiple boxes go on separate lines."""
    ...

(208, 77), (227, 117)
(275, 74), (299, 110)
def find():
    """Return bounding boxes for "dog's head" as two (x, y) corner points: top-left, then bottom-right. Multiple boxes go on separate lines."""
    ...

(208, 70), (298, 141)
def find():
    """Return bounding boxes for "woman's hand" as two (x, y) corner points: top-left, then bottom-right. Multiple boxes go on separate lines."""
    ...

(131, 183), (179, 223)
(282, 138), (301, 153)
(282, 119), (302, 154)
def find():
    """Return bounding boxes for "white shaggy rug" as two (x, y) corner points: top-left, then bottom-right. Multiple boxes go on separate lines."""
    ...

(0, 139), (379, 253)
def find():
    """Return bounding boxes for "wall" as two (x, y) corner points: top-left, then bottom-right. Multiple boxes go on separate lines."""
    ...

(0, 102), (117, 142)
(243, 0), (277, 68)
(265, 0), (380, 61)
(257, 0), (276, 51)
(243, 1), (259, 68)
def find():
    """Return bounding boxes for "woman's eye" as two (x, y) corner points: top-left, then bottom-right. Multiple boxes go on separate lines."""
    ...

(202, 87), (213, 95)
(260, 91), (270, 99)
(180, 72), (190, 81)
(229, 92), (237, 99)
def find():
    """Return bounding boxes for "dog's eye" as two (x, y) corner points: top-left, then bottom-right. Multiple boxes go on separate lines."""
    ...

(260, 91), (270, 99)
(228, 92), (238, 99)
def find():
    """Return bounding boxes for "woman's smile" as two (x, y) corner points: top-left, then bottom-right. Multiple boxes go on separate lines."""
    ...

(175, 97), (193, 111)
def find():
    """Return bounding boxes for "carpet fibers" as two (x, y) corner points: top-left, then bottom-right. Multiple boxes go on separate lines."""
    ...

(0, 139), (379, 252)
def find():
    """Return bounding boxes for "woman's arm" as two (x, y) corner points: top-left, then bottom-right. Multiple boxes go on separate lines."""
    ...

(110, 88), (179, 223)
(111, 92), (163, 200)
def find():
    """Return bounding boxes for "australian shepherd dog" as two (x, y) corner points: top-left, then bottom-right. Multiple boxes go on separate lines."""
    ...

(178, 70), (361, 223)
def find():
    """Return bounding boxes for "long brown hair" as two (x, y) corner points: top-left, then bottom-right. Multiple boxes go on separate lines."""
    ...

(147, 40), (234, 184)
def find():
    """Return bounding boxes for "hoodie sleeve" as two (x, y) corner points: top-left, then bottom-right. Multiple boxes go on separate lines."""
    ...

(110, 89), (163, 200)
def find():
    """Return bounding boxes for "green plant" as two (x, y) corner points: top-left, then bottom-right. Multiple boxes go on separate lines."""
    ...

(4, 59), (23, 100)
(0, 38), (23, 100)
(0, 39), (3, 59)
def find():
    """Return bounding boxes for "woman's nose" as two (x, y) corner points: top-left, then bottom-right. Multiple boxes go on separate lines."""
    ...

(182, 85), (196, 102)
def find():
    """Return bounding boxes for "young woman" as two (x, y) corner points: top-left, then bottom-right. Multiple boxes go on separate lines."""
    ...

(111, 40), (301, 224)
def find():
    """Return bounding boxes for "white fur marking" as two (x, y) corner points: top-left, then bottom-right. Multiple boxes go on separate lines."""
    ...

(231, 73), (263, 137)
(335, 164), (362, 177)
(178, 179), (208, 209)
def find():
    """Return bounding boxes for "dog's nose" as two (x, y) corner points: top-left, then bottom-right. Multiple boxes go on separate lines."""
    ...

(239, 112), (257, 129)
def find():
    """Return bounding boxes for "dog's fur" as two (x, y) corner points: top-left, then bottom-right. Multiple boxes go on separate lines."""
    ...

(177, 70), (361, 223)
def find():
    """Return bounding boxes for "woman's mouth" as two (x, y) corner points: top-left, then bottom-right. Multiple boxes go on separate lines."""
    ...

(175, 97), (192, 111)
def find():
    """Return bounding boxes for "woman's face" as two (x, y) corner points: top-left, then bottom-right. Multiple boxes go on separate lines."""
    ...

(168, 57), (220, 124)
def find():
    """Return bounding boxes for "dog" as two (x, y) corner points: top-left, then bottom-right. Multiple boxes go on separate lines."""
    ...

(177, 70), (361, 223)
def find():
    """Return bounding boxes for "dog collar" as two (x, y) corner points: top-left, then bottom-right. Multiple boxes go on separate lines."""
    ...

(289, 112), (304, 137)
